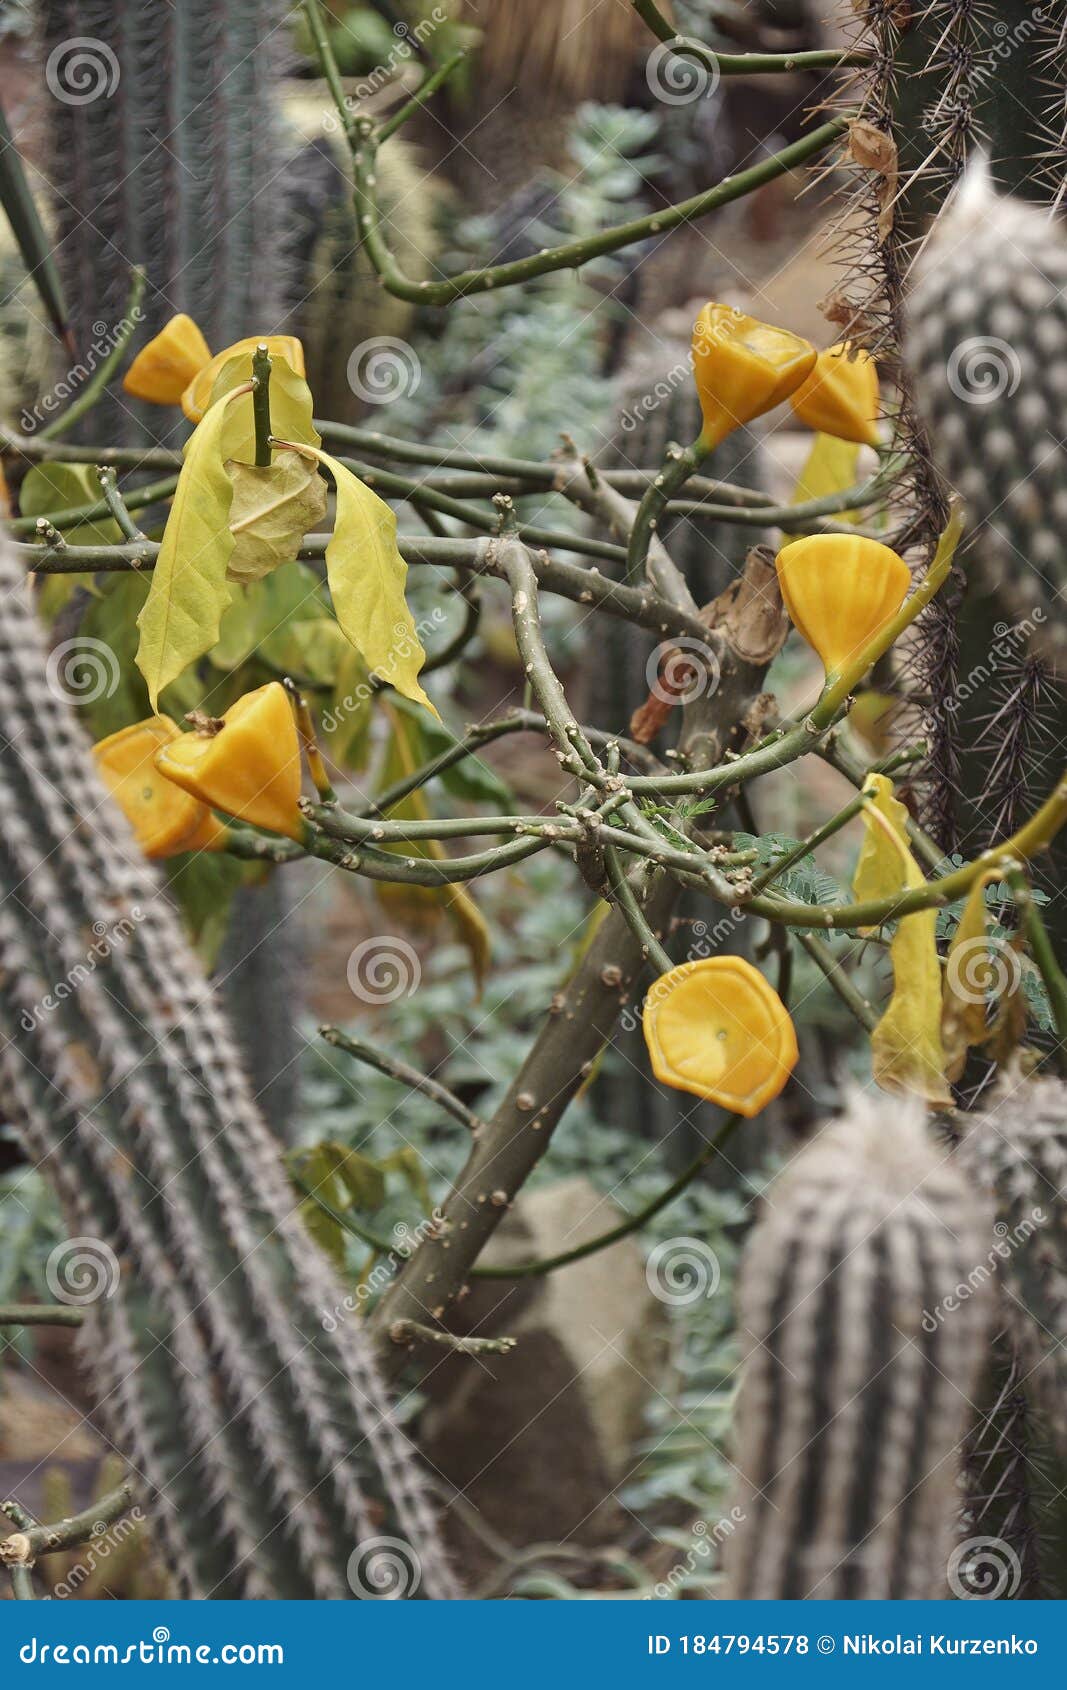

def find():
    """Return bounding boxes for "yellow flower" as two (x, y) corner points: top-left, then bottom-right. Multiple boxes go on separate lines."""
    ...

(789, 341), (880, 446)
(123, 314), (212, 405)
(93, 716), (228, 858)
(691, 303), (816, 449)
(153, 682), (304, 840)
(775, 533), (911, 678)
(643, 956), (798, 1117)
(182, 335), (306, 422)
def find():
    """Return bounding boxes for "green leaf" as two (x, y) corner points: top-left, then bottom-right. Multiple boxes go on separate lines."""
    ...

(225, 449), (327, 585)
(211, 560), (328, 672)
(262, 616), (349, 687)
(135, 391), (239, 708)
(323, 642), (373, 771)
(20, 462), (123, 549)
(297, 444), (435, 715)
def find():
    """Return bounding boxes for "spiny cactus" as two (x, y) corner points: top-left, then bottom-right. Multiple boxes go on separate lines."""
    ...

(843, 5), (1067, 868)
(957, 1074), (1067, 1457)
(907, 163), (1067, 663)
(39, 0), (292, 442)
(723, 1091), (993, 1599)
(0, 537), (457, 1600)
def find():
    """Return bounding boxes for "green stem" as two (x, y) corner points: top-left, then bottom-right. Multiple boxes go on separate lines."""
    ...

(95, 466), (145, 542)
(0, 1303), (84, 1327)
(475, 1113), (743, 1278)
(603, 844), (673, 974)
(9, 471), (179, 537)
(1008, 870), (1067, 1075)
(348, 114), (850, 305)
(252, 344), (272, 468)
(377, 49), (467, 142)
(794, 932), (878, 1032)
(630, 0), (869, 69)
(749, 788), (871, 894)
(36, 267), (146, 441)
(626, 436), (710, 583)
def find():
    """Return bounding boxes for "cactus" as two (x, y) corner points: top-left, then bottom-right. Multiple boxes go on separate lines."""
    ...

(38, 0), (292, 443)
(723, 1091), (993, 1599)
(0, 535), (457, 1600)
(957, 1075), (1067, 1457)
(843, 4), (1067, 895)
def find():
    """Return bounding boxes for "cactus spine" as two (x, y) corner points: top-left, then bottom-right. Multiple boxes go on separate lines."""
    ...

(0, 536), (457, 1600)
(957, 1076), (1067, 1457)
(723, 1092), (993, 1599)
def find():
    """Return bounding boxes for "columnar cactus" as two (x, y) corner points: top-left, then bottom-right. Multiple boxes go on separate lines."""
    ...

(0, 538), (457, 1600)
(723, 1091), (993, 1599)
(957, 1075), (1067, 1456)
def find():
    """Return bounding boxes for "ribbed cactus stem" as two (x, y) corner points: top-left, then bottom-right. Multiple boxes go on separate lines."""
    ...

(723, 1091), (993, 1599)
(39, 0), (291, 443)
(957, 1076), (1067, 1457)
(0, 534), (457, 1600)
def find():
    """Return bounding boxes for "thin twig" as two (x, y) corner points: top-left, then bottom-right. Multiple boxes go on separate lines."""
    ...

(320, 1025), (481, 1132)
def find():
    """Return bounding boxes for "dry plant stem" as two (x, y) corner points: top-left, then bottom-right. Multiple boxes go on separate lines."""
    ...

(320, 1025), (480, 1133)
(388, 1320), (516, 1357)
(370, 547), (789, 1361)
(1, 1481), (134, 1565)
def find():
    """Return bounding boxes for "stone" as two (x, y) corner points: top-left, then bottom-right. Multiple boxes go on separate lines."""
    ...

(419, 1176), (669, 1583)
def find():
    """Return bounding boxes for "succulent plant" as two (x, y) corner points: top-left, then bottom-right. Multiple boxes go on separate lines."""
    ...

(0, 534), (457, 1600)
(723, 1090), (994, 1599)
(957, 1075), (1067, 1459)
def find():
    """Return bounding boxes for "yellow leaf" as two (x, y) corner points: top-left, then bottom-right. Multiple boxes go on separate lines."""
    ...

(182, 334), (305, 422)
(854, 774), (951, 1104)
(792, 432), (860, 509)
(212, 354), (320, 465)
(373, 703), (490, 993)
(942, 869), (1018, 1081)
(225, 449), (327, 585)
(288, 443), (434, 715)
(135, 389), (240, 710)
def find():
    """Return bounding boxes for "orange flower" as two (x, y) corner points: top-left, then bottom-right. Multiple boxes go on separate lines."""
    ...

(789, 341), (880, 446)
(643, 957), (798, 1117)
(691, 303), (816, 449)
(182, 335), (305, 422)
(123, 314), (212, 406)
(154, 682), (303, 839)
(93, 716), (227, 858)
(775, 533), (911, 677)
